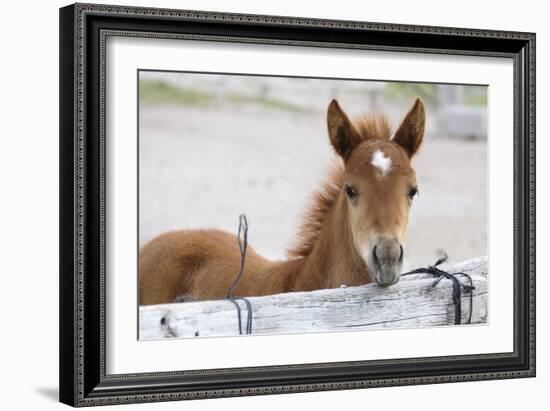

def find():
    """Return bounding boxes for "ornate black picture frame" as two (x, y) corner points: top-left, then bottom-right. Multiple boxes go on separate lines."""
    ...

(59, 3), (535, 407)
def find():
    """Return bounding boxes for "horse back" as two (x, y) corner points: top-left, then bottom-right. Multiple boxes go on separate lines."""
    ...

(139, 229), (271, 304)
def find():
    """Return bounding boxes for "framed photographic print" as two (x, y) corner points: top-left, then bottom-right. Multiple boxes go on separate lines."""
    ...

(59, 2), (536, 407)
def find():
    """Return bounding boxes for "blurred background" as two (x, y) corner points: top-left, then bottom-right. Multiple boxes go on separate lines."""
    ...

(139, 71), (487, 270)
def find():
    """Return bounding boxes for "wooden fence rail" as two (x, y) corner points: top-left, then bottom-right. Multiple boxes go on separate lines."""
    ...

(139, 256), (487, 339)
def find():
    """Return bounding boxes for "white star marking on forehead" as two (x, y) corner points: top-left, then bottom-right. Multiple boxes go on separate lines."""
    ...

(371, 149), (392, 176)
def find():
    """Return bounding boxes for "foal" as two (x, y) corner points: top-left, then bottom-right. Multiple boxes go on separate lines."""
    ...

(139, 98), (425, 305)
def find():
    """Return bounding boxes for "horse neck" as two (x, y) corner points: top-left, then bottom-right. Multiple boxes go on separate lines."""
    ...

(293, 193), (369, 290)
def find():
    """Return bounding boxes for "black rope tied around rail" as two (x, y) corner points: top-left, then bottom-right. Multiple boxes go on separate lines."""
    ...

(402, 254), (475, 325)
(226, 214), (253, 335)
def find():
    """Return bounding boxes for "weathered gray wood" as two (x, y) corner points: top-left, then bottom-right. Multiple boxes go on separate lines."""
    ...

(139, 256), (487, 339)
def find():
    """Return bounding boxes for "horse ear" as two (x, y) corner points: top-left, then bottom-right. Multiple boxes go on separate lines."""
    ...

(393, 98), (425, 158)
(327, 99), (363, 159)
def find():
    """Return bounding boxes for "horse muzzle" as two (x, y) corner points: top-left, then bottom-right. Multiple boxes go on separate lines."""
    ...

(370, 238), (404, 286)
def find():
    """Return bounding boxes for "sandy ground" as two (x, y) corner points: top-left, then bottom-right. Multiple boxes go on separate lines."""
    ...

(139, 104), (486, 270)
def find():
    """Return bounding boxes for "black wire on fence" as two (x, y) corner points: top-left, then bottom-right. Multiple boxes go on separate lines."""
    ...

(402, 254), (476, 325)
(226, 214), (253, 335)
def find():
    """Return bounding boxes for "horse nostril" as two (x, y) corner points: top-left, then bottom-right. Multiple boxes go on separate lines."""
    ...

(372, 240), (402, 265)
(372, 245), (380, 267)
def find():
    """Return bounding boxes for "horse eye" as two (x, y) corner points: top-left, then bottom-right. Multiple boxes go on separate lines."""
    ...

(345, 185), (358, 199)
(408, 186), (418, 200)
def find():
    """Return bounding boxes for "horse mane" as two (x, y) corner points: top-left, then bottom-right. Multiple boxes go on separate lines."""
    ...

(354, 113), (392, 141)
(287, 113), (392, 259)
